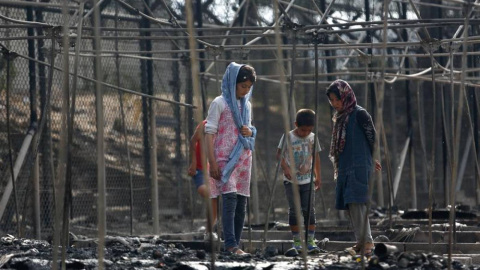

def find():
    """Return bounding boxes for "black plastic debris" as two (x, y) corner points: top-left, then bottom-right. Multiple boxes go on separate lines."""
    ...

(374, 243), (398, 259)
(368, 256), (391, 270)
(153, 248), (164, 259)
(263, 245), (278, 258)
(196, 249), (206, 260)
(401, 208), (477, 219)
(246, 222), (277, 230)
(374, 235), (390, 243)
(284, 247), (299, 257)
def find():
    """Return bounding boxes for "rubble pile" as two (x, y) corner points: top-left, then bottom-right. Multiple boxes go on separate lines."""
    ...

(0, 234), (478, 269)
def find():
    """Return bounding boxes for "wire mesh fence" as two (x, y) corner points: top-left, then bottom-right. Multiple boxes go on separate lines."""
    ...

(0, 2), (305, 239)
(0, 3), (197, 238)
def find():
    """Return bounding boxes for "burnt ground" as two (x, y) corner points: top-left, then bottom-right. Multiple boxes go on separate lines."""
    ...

(0, 233), (478, 270)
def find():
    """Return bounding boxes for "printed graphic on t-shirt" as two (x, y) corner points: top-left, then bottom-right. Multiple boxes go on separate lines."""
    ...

(292, 138), (314, 182)
(279, 131), (321, 185)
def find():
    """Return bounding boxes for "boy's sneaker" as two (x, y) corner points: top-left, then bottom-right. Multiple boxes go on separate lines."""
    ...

(307, 237), (321, 253)
(292, 238), (302, 250)
(203, 232), (219, 242)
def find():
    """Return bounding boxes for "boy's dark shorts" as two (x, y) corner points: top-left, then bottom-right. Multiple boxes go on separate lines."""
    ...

(192, 169), (205, 189)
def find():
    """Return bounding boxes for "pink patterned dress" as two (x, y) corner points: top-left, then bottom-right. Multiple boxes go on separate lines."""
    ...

(210, 98), (252, 198)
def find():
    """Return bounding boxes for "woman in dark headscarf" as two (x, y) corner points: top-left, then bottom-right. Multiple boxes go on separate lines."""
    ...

(326, 79), (381, 256)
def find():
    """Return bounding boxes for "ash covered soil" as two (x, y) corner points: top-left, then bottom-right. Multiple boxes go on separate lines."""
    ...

(0, 234), (476, 269)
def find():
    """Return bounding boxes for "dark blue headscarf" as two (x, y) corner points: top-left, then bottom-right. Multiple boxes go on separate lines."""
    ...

(221, 62), (256, 183)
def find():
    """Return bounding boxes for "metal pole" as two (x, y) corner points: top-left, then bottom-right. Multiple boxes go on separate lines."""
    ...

(363, 0), (371, 110)
(92, 0), (106, 268)
(63, 2), (86, 265)
(273, 1), (308, 267)
(114, 0), (135, 236)
(402, 0), (416, 207)
(288, 29), (297, 122)
(195, 0), (208, 116)
(150, 101), (159, 234)
(185, 0), (216, 267)
(140, 10), (151, 201)
(449, 6), (472, 268)
(474, 88), (480, 204)
(426, 39), (439, 249)
(360, 3), (389, 268)
(306, 29), (324, 246)
(32, 151), (41, 239)
(251, 153), (260, 224)
(26, 2), (41, 239)
(262, 141), (284, 250)
(58, 2), (73, 268)
(416, 82), (433, 247)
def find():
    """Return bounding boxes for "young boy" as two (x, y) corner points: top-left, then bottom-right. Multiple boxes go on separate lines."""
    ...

(276, 109), (322, 253)
(188, 120), (219, 241)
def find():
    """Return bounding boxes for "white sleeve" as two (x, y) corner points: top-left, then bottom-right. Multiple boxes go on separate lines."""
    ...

(277, 134), (285, 150)
(247, 101), (252, 126)
(310, 133), (322, 152)
(205, 96), (225, 134)
(315, 137), (322, 152)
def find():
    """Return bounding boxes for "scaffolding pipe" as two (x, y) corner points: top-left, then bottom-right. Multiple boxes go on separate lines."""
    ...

(62, 50), (480, 65)
(25, 3), (40, 239)
(62, 1), (86, 267)
(403, 1), (417, 208)
(150, 101), (159, 234)
(185, 0), (217, 267)
(114, 0), (135, 236)
(92, 0), (106, 268)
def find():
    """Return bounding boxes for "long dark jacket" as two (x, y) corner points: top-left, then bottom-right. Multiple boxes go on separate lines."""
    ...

(335, 106), (374, 210)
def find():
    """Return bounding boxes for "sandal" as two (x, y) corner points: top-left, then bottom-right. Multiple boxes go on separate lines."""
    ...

(345, 243), (360, 255)
(345, 243), (374, 256)
(227, 247), (249, 255)
(362, 243), (375, 257)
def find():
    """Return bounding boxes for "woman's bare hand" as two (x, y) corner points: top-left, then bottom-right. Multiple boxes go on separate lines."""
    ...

(240, 125), (252, 137)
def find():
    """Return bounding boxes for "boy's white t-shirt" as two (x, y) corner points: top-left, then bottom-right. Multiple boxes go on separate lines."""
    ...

(278, 130), (321, 185)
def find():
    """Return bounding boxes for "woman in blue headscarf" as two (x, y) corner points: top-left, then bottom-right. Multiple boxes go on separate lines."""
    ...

(205, 62), (257, 255)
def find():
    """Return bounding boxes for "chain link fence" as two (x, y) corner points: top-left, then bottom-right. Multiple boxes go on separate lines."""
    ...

(0, 1), (312, 239)
(0, 2), (201, 238)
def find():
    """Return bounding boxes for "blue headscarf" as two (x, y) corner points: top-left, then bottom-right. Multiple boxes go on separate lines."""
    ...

(221, 62), (256, 183)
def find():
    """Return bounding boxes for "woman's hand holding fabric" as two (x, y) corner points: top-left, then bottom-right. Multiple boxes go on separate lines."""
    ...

(240, 125), (252, 137)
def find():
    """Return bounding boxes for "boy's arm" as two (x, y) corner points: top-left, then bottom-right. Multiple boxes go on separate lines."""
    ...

(188, 124), (201, 176)
(205, 133), (221, 180)
(314, 152), (321, 190)
(276, 148), (291, 180)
